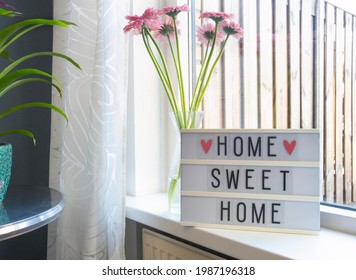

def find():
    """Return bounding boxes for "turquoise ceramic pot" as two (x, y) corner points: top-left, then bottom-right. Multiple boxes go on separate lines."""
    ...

(0, 143), (12, 201)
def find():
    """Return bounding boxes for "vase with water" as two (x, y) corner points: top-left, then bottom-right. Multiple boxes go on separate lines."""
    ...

(168, 111), (204, 214)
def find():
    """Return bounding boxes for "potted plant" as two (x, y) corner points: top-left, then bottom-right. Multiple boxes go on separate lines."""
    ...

(0, 3), (80, 201)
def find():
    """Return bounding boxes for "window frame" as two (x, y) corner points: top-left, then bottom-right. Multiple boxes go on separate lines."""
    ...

(190, 0), (356, 235)
(127, 0), (356, 235)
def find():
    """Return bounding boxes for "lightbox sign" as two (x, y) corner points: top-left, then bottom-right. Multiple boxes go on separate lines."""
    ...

(180, 129), (320, 235)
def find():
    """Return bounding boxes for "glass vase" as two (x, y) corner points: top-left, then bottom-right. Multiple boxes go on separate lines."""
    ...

(168, 111), (204, 214)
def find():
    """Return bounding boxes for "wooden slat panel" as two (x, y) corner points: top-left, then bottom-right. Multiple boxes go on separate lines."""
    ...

(301, 0), (314, 128)
(344, 13), (352, 204)
(274, 0), (288, 128)
(259, 0), (274, 128)
(352, 17), (356, 202)
(289, 0), (301, 128)
(242, 0), (258, 128)
(335, 8), (345, 203)
(224, 0), (243, 129)
(195, 0), (356, 205)
(314, 0), (322, 130)
(201, 0), (222, 128)
(315, 0), (324, 199)
(324, 3), (336, 203)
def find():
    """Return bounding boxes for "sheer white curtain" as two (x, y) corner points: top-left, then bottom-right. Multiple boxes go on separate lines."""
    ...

(48, 0), (129, 259)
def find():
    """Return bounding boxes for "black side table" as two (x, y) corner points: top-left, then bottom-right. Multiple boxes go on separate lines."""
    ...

(0, 186), (64, 241)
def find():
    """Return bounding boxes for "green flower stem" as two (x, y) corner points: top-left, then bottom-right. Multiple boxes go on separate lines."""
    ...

(168, 166), (180, 210)
(173, 17), (187, 126)
(144, 29), (179, 112)
(142, 30), (178, 112)
(190, 42), (210, 112)
(142, 32), (167, 83)
(195, 35), (230, 111)
(142, 31), (171, 91)
(171, 111), (185, 131)
(193, 23), (219, 110)
(167, 35), (183, 111)
(188, 112), (197, 129)
(142, 32), (169, 87)
(145, 29), (175, 91)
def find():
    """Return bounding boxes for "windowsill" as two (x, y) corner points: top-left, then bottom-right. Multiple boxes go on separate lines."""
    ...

(126, 193), (356, 260)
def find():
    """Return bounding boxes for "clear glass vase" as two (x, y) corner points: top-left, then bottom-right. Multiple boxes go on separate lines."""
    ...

(168, 111), (204, 214)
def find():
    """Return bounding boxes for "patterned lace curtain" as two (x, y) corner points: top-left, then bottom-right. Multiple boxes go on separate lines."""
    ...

(48, 0), (129, 259)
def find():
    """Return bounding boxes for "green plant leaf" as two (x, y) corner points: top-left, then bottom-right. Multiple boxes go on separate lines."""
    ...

(0, 7), (21, 18)
(0, 49), (12, 60)
(0, 78), (61, 98)
(0, 68), (62, 97)
(0, 102), (68, 124)
(0, 13), (80, 143)
(0, 19), (76, 54)
(0, 129), (36, 144)
(0, 51), (81, 79)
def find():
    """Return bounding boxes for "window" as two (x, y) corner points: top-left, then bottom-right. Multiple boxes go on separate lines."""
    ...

(192, 0), (356, 231)
(127, 0), (356, 234)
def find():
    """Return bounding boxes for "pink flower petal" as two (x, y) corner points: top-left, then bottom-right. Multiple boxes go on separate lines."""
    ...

(200, 11), (234, 22)
(123, 7), (161, 34)
(153, 16), (180, 44)
(221, 20), (244, 40)
(197, 22), (226, 46)
(162, 4), (190, 17)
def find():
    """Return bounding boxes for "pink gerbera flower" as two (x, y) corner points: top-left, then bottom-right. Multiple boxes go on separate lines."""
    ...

(196, 22), (226, 46)
(153, 16), (180, 43)
(221, 20), (244, 40)
(162, 4), (189, 18)
(200, 11), (234, 23)
(123, 7), (161, 35)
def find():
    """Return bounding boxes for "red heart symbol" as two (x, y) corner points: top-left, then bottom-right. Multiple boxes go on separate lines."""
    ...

(201, 139), (212, 154)
(283, 140), (296, 155)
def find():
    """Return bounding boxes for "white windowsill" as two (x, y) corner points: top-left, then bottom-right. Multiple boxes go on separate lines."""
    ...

(126, 193), (356, 260)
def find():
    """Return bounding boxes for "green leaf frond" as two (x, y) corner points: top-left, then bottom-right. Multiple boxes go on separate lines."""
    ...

(0, 51), (81, 79)
(0, 19), (76, 55)
(0, 68), (62, 97)
(0, 102), (68, 124)
(0, 129), (36, 145)
(0, 7), (22, 18)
